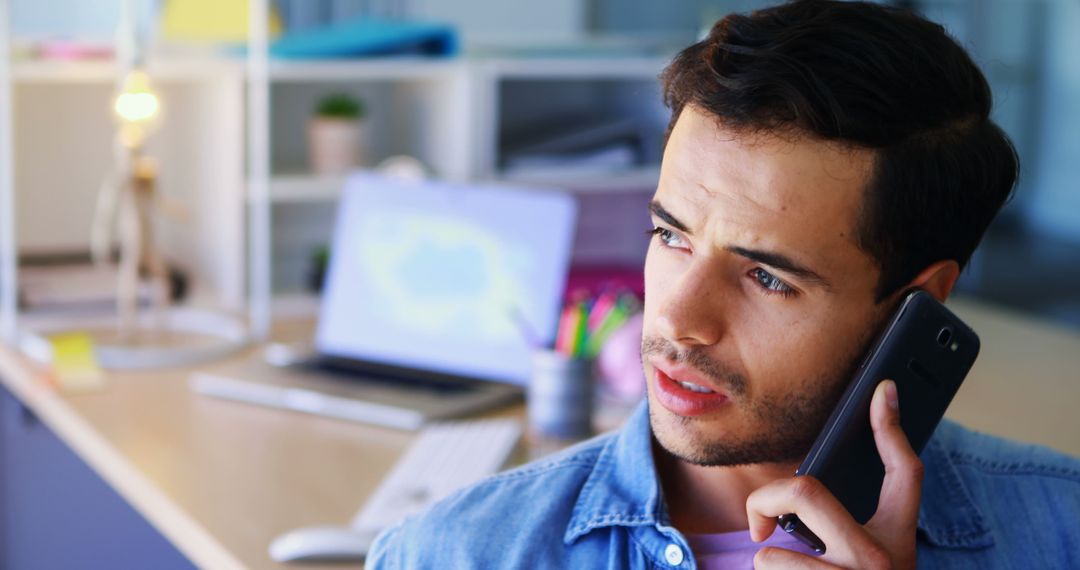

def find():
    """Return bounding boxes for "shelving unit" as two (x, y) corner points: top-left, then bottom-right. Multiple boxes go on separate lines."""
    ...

(0, 55), (248, 333)
(0, 4), (673, 340)
(255, 51), (668, 307)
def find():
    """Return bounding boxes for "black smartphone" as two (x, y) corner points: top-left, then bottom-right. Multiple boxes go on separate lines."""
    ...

(778, 289), (980, 554)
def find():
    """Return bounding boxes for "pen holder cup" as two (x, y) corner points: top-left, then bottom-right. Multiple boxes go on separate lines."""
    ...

(527, 349), (595, 441)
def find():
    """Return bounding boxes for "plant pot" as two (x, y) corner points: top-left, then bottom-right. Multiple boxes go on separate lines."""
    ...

(308, 117), (366, 175)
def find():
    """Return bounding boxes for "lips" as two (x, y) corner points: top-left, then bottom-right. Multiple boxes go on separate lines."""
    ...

(650, 358), (731, 417)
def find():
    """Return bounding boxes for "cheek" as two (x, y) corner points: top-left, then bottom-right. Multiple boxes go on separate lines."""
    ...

(736, 313), (837, 390)
(642, 245), (672, 323)
(743, 312), (865, 394)
(641, 245), (701, 340)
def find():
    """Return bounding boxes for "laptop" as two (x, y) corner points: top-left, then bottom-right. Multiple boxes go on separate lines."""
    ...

(191, 172), (578, 430)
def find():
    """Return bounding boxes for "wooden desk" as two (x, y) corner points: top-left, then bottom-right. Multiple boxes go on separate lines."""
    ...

(0, 319), (417, 570)
(0, 297), (1078, 569)
(941, 298), (1080, 458)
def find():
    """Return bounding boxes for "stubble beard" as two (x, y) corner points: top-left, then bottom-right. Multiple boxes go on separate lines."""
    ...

(642, 334), (869, 468)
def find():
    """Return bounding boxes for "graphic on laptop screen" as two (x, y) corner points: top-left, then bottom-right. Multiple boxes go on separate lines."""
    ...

(316, 173), (577, 385)
(359, 210), (532, 341)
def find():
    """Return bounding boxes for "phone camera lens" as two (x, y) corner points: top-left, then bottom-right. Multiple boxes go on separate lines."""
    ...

(937, 327), (953, 347)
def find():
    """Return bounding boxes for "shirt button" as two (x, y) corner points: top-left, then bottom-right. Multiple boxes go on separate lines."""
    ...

(664, 543), (685, 566)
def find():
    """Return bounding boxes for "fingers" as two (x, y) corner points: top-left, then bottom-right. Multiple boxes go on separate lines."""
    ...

(747, 380), (923, 570)
(754, 547), (834, 570)
(746, 475), (865, 556)
(867, 380), (924, 533)
(747, 479), (846, 541)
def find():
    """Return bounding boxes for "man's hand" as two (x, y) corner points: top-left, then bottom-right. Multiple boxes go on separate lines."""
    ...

(745, 380), (922, 569)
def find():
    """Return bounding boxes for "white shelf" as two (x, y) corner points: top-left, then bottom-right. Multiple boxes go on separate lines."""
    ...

(10, 57), (462, 84)
(481, 56), (669, 80)
(268, 58), (463, 82)
(495, 165), (660, 193)
(10, 55), (668, 83)
(263, 166), (659, 204)
(11, 58), (242, 83)
(266, 174), (346, 203)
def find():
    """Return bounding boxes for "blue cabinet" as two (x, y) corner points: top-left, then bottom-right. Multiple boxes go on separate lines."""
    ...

(0, 384), (194, 570)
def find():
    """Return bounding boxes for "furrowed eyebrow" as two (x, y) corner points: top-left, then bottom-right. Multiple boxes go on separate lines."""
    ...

(649, 199), (831, 290)
(648, 201), (691, 234)
(727, 246), (832, 290)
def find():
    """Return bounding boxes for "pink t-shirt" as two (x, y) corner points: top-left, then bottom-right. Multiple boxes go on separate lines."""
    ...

(685, 526), (821, 569)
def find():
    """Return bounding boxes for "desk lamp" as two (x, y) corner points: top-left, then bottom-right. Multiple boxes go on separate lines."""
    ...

(91, 65), (172, 341)
(11, 1), (251, 371)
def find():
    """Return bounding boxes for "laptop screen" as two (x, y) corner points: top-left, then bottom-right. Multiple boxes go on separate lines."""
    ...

(315, 173), (578, 385)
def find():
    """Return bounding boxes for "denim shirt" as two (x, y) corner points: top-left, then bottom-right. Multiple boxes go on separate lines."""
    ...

(367, 402), (1080, 569)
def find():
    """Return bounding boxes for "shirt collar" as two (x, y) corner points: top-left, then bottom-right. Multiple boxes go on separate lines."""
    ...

(565, 401), (664, 544)
(916, 421), (994, 549)
(565, 402), (993, 551)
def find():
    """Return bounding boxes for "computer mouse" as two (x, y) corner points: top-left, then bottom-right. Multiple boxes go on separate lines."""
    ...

(268, 526), (378, 563)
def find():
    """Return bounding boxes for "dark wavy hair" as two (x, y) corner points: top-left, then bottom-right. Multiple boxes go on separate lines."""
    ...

(660, 0), (1018, 301)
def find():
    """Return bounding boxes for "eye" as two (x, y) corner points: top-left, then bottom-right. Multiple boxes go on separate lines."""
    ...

(647, 226), (688, 250)
(750, 268), (796, 298)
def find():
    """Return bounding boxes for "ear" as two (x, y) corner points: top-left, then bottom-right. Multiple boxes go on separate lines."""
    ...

(906, 260), (961, 302)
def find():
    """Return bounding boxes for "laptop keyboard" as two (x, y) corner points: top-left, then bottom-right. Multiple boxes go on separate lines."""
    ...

(303, 356), (480, 395)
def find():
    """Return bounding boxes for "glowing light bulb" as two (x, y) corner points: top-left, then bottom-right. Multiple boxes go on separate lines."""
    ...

(113, 70), (160, 124)
(115, 92), (159, 122)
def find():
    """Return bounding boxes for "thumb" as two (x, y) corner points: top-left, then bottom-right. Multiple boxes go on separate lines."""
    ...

(867, 380), (924, 533)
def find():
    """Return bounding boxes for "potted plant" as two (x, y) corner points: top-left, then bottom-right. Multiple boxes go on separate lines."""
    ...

(307, 244), (330, 293)
(308, 92), (366, 175)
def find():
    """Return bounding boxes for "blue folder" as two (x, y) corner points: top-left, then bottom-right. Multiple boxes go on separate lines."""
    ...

(270, 17), (458, 59)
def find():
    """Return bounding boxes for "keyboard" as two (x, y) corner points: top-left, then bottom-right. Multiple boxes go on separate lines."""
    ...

(268, 417), (524, 563)
(350, 417), (523, 534)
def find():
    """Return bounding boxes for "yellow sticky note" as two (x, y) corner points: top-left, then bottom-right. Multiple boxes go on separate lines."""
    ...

(161, 0), (283, 43)
(49, 333), (105, 393)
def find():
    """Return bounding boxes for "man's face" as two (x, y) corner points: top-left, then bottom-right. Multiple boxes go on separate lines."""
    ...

(643, 105), (891, 467)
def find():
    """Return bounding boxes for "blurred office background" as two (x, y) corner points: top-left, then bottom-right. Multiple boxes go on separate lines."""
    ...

(3, 0), (1078, 330)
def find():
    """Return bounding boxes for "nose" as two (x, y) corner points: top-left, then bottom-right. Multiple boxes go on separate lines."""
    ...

(653, 258), (727, 348)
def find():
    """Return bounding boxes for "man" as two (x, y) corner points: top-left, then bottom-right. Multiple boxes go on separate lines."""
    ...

(368, 1), (1080, 568)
